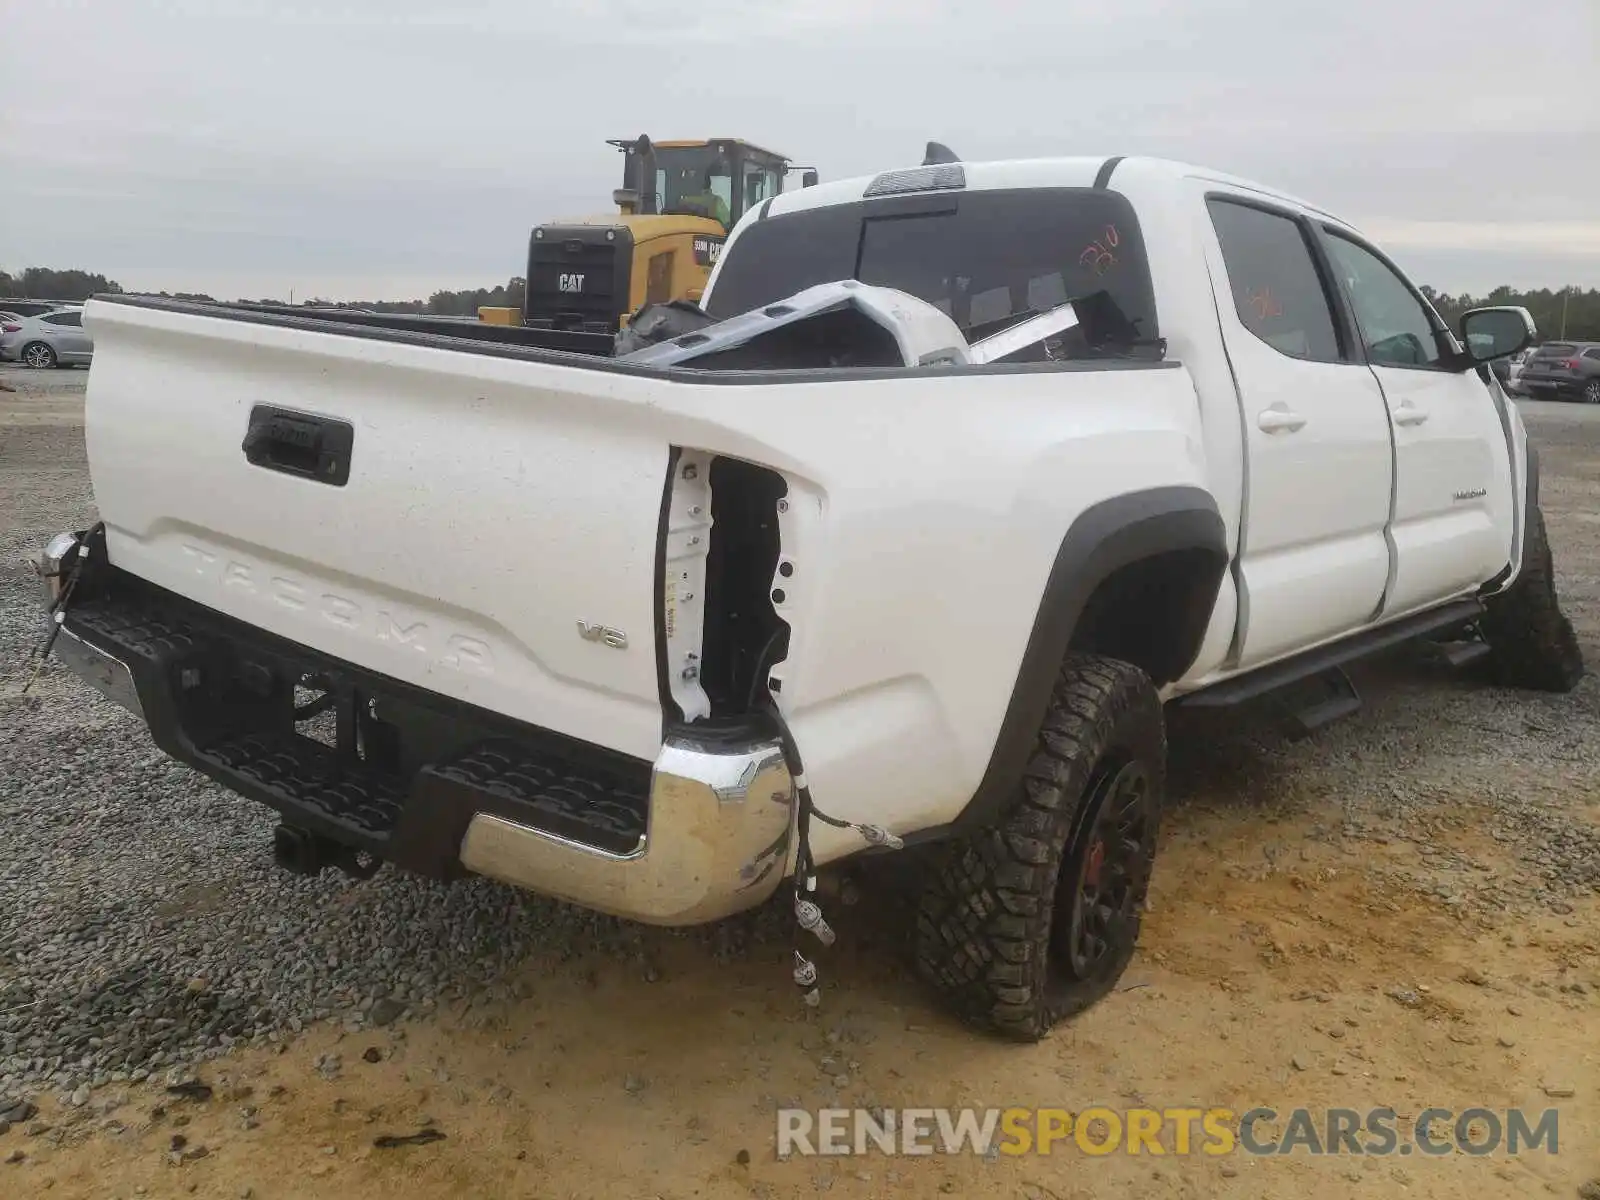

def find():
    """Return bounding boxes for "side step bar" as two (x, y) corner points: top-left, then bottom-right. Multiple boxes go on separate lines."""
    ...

(1275, 666), (1362, 740)
(1178, 597), (1484, 711)
(1424, 635), (1493, 670)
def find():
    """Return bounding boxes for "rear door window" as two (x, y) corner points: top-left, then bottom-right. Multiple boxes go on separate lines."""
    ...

(1206, 198), (1343, 364)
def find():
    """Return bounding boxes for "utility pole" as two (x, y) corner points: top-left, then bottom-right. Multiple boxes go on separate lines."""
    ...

(1559, 287), (1569, 339)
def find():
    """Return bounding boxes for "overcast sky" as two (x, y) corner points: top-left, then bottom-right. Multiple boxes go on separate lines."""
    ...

(4, 0), (1596, 301)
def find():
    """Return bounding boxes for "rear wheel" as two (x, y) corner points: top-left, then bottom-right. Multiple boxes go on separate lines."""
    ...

(1481, 500), (1584, 692)
(20, 342), (56, 369)
(914, 654), (1164, 1041)
(1583, 379), (1600, 406)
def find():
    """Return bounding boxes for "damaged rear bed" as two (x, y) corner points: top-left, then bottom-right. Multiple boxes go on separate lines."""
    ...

(48, 209), (1188, 920)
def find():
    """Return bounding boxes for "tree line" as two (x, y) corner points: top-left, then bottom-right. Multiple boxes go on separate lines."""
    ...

(1420, 286), (1600, 344)
(4, 265), (1597, 341)
(0, 267), (526, 320)
(287, 278), (527, 317)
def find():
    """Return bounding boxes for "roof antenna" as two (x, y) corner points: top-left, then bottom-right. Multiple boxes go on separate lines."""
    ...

(922, 141), (960, 165)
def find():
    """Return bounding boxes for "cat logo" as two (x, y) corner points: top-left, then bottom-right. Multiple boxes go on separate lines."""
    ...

(558, 273), (586, 294)
(692, 237), (724, 268)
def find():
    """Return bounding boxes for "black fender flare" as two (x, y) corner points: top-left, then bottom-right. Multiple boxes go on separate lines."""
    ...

(1481, 444), (1540, 597)
(948, 485), (1227, 834)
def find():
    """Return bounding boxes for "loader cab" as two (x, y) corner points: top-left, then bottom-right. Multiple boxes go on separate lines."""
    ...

(524, 136), (817, 337)
(613, 137), (798, 231)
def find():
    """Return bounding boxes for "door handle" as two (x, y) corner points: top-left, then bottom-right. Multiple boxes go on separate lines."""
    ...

(1393, 402), (1429, 427)
(1257, 407), (1306, 433)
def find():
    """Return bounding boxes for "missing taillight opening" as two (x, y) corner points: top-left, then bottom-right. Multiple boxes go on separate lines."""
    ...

(702, 457), (789, 718)
(661, 451), (790, 723)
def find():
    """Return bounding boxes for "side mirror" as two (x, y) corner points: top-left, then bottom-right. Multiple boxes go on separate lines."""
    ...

(802, 169), (819, 188)
(612, 187), (640, 214)
(1455, 305), (1536, 369)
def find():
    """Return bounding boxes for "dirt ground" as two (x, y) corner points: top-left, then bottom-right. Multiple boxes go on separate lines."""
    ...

(2, 368), (1597, 1199)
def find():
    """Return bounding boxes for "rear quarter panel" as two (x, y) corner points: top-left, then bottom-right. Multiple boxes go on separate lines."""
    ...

(695, 365), (1214, 859)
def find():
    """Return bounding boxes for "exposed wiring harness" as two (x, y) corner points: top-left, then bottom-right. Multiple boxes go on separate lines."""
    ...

(22, 522), (105, 694)
(765, 699), (903, 1007)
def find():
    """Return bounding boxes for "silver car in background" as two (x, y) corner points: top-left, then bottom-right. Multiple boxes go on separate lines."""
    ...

(0, 307), (94, 368)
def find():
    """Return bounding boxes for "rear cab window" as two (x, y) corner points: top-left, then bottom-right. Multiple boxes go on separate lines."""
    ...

(705, 187), (1160, 356)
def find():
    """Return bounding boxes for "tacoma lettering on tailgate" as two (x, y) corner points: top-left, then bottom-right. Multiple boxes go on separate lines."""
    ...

(179, 543), (494, 675)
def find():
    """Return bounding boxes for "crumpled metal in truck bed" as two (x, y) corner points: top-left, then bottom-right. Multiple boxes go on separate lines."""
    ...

(615, 278), (1086, 372)
(614, 279), (973, 370)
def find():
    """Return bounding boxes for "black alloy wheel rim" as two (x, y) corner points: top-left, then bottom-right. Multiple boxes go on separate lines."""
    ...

(1052, 757), (1154, 978)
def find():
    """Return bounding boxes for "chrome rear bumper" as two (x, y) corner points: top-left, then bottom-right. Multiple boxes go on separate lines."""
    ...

(459, 738), (795, 925)
(50, 626), (146, 720)
(35, 533), (145, 718)
(35, 530), (796, 925)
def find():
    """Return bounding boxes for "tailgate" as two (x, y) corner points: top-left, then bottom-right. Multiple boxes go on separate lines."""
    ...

(81, 298), (673, 761)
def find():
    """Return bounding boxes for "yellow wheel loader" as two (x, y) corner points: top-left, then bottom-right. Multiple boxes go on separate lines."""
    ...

(479, 136), (817, 335)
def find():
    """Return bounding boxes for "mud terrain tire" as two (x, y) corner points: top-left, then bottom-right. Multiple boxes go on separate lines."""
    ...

(1482, 500), (1584, 692)
(915, 654), (1165, 1041)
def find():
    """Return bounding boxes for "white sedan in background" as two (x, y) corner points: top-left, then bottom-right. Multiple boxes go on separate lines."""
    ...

(0, 307), (93, 368)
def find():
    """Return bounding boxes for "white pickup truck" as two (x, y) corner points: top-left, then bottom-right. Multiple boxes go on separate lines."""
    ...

(36, 151), (1582, 1042)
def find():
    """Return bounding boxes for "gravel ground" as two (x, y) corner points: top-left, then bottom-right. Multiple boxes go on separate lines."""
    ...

(0, 368), (792, 1107)
(1, 370), (1597, 1131)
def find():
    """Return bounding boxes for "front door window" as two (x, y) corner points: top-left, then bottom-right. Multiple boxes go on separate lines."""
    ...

(1322, 233), (1448, 368)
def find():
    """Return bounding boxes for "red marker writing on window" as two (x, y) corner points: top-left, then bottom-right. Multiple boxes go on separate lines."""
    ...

(1079, 225), (1121, 276)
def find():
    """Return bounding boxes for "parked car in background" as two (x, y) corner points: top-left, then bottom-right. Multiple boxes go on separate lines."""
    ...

(1479, 346), (1530, 395)
(1504, 348), (1533, 395)
(1487, 350), (1515, 392)
(1466, 337), (1522, 394)
(0, 298), (83, 318)
(1519, 341), (1600, 404)
(0, 307), (93, 368)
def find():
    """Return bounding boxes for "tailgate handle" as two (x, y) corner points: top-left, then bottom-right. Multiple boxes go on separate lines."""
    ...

(241, 405), (354, 487)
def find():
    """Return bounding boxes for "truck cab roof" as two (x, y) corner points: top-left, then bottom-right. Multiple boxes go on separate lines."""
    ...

(758, 153), (1350, 230)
